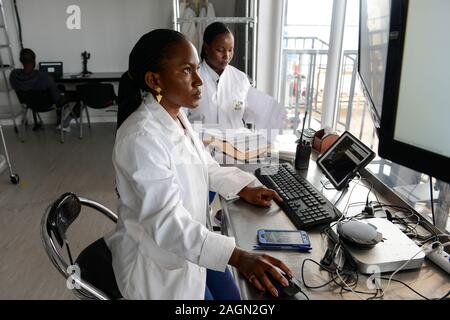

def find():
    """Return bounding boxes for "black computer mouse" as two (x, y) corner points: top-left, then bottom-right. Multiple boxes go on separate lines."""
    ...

(266, 271), (302, 297)
(337, 220), (383, 249)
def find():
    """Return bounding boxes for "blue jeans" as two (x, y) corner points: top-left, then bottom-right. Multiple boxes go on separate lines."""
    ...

(209, 191), (216, 204)
(204, 268), (241, 300)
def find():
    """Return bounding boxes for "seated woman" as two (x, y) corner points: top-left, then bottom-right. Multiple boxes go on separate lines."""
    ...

(107, 29), (293, 300)
(184, 22), (251, 129)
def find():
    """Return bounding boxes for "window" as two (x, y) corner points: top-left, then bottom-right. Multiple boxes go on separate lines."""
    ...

(279, 0), (333, 132)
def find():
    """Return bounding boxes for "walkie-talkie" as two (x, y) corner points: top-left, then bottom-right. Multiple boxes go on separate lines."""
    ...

(295, 111), (312, 170)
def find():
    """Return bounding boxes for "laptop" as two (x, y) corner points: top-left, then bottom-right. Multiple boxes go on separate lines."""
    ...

(39, 62), (63, 79)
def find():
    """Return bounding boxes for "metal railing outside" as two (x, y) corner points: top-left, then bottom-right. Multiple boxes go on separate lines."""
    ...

(279, 37), (367, 140)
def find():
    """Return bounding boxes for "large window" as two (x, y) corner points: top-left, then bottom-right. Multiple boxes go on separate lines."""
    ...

(279, 0), (333, 132)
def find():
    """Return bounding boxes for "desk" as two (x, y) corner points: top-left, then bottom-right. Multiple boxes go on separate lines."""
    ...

(219, 158), (450, 300)
(55, 72), (123, 83)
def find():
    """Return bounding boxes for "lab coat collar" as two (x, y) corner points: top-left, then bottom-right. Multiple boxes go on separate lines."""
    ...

(144, 94), (185, 137)
(178, 110), (204, 154)
(201, 60), (220, 83)
(143, 95), (206, 167)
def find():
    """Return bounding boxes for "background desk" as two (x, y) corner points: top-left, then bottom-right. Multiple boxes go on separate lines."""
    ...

(55, 72), (123, 83)
(219, 158), (449, 300)
(55, 72), (123, 123)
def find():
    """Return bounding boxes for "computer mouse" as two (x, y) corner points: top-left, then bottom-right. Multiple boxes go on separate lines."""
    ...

(337, 220), (383, 249)
(266, 271), (302, 297)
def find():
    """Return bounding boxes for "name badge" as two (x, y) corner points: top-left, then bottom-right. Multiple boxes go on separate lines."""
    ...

(234, 100), (243, 111)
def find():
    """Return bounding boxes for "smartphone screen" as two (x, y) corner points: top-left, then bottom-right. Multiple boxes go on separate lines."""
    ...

(261, 231), (307, 245)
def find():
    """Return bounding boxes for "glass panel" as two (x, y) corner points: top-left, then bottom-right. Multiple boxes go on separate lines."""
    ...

(280, 0), (333, 132)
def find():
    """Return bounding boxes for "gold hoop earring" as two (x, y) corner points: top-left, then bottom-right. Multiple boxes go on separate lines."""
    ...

(155, 87), (163, 103)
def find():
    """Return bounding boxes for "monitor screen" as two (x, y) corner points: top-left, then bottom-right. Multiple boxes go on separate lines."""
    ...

(358, 0), (391, 129)
(317, 131), (375, 190)
(378, 0), (450, 183)
(39, 62), (63, 79)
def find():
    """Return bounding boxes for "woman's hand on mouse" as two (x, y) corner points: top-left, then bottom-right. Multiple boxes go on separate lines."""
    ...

(228, 247), (293, 297)
(238, 186), (283, 207)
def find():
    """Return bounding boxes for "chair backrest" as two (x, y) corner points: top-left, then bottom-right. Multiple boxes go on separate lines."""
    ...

(41, 192), (122, 300)
(15, 89), (55, 112)
(76, 83), (116, 109)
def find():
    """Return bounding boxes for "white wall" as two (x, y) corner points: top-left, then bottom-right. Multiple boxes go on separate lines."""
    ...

(1, 0), (172, 123)
(17, 0), (172, 73)
(256, 0), (283, 98)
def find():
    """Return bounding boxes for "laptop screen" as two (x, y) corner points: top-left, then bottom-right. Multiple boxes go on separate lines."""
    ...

(39, 62), (63, 78)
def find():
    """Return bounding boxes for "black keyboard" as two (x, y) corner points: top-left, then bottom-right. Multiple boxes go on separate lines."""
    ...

(255, 163), (340, 229)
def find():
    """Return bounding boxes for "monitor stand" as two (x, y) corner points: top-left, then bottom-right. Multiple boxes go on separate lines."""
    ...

(329, 218), (425, 274)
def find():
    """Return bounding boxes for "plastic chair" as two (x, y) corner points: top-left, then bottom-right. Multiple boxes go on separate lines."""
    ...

(76, 83), (117, 138)
(15, 89), (72, 143)
(41, 192), (122, 300)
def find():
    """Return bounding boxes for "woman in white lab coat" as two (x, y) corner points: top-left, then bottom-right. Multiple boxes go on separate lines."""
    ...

(108, 29), (293, 300)
(185, 22), (251, 129)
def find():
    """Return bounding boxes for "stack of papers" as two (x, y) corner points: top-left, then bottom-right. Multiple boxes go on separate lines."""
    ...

(202, 128), (269, 161)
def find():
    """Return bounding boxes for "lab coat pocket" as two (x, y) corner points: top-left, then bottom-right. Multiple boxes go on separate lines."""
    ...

(126, 254), (188, 299)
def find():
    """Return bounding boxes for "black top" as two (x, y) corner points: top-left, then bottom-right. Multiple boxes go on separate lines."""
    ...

(9, 69), (60, 103)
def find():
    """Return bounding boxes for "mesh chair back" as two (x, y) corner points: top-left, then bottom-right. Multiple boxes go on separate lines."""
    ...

(76, 83), (116, 109)
(15, 89), (55, 112)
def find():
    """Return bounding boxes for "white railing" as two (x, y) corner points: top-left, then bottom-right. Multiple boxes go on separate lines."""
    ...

(279, 37), (366, 139)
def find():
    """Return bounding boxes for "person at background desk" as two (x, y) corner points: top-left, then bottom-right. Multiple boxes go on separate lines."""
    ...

(9, 48), (80, 131)
(184, 22), (251, 129)
(108, 29), (293, 300)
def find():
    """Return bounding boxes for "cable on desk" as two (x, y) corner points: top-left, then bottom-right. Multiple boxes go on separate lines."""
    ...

(321, 176), (365, 239)
(383, 241), (450, 297)
(297, 288), (310, 300)
(376, 201), (443, 243)
(379, 277), (429, 300)
(300, 256), (378, 298)
(429, 176), (436, 226)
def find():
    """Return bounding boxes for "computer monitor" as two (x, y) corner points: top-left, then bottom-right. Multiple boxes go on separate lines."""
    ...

(376, 0), (450, 183)
(358, 0), (392, 131)
(39, 62), (63, 79)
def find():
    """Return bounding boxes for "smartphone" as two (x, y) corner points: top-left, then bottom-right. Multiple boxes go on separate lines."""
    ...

(257, 229), (311, 248)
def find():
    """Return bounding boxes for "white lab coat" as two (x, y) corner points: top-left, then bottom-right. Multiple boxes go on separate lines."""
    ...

(186, 61), (251, 129)
(197, 3), (216, 52)
(106, 95), (255, 299)
(180, 5), (199, 51)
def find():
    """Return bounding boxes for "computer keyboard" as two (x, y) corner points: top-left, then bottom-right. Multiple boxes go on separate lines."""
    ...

(255, 163), (340, 229)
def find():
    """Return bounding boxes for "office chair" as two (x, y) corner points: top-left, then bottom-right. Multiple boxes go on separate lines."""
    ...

(15, 89), (72, 143)
(76, 83), (117, 138)
(41, 192), (122, 300)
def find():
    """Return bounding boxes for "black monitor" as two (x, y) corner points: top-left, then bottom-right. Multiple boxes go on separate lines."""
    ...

(368, 0), (450, 183)
(358, 0), (392, 131)
(39, 62), (63, 79)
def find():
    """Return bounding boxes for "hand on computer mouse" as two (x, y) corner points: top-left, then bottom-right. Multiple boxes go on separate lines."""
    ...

(228, 248), (292, 297)
(266, 271), (303, 298)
